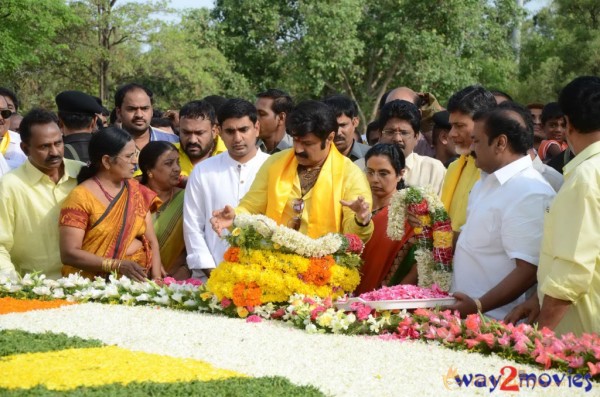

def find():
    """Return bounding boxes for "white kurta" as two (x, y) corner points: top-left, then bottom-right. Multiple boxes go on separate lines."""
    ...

(452, 155), (556, 320)
(183, 150), (270, 271)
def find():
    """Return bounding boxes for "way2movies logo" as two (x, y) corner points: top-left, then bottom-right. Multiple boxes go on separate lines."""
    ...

(442, 365), (593, 392)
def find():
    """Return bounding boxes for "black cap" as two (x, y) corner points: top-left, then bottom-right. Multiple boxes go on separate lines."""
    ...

(432, 110), (451, 130)
(55, 90), (104, 115)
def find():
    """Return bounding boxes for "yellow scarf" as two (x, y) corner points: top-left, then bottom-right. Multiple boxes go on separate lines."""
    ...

(178, 135), (227, 177)
(441, 155), (468, 210)
(0, 133), (9, 156)
(266, 145), (345, 238)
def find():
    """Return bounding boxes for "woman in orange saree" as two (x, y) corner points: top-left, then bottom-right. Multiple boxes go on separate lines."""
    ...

(355, 144), (417, 295)
(59, 127), (163, 281)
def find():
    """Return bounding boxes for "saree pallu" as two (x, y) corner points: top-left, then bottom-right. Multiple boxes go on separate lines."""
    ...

(59, 179), (159, 279)
(153, 190), (185, 272)
(355, 206), (415, 294)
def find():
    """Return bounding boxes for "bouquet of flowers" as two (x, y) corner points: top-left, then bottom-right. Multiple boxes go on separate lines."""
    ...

(387, 186), (453, 291)
(206, 214), (363, 306)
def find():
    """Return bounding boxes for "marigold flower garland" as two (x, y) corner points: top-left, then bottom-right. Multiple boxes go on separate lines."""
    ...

(206, 214), (362, 306)
(387, 186), (453, 291)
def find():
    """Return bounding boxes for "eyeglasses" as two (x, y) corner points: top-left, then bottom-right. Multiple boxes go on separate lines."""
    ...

(114, 152), (138, 164)
(381, 129), (414, 138)
(0, 109), (13, 119)
(287, 198), (304, 231)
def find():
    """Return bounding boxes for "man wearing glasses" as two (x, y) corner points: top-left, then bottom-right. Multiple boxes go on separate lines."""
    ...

(376, 100), (446, 195)
(211, 100), (373, 243)
(0, 95), (26, 170)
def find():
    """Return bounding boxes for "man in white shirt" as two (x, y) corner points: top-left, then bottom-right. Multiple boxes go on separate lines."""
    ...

(449, 104), (556, 320)
(357, 100), (446, 195)
(184, 99), (270, 281)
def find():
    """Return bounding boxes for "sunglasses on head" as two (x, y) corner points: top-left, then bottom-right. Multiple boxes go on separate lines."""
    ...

(0, 109), (13, 119)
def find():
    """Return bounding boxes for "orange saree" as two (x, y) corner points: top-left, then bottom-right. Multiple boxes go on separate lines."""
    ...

(60, 179), (159, 279)
(355, 206), (415, 294)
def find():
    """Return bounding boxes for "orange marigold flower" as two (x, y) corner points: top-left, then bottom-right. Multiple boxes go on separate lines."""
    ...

(302, 256), (334, 286)
(0, 297), (76, 315)
(231, 281), (262, 307)
(223, 247), (240, 263)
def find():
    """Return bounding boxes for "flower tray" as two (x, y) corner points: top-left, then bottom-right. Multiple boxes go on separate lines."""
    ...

(335, 296), (456, 311)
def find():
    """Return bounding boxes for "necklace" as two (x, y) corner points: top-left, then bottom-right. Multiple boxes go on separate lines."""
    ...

(93, 176), (122, 202)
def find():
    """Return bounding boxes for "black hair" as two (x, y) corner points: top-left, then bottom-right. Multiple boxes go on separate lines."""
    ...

(151, 117), (174, 129)
(0, 87), (19, 111)
(114, 83), (154, 108)
(257, 89), (294, 115)
(379, 100), (421, 135)
(138, 141), (178, 185)
(364, 143), (406, 190)
(179, 100), (216, 125)
(559, 76), (600, 134)
(109, 107), (118, 125)
(19, 108), (59, 144)
(217, 98), (258, 125)
(473, 104), (532, 155)
(378, 90), (391, 111)
(366, 120), (381, 145)
(447, 85), (496, 117)
(286, 100), (338, 145)
(490, 89), (513, 102)
(201, 95), (227, 116)
(541, 102), (565, 125)
(58, 111), (95, 130)
(77, 127), (132, 184)
(322, 94), (359, 118)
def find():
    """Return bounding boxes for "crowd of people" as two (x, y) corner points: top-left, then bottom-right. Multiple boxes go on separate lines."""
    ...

(0, 76), (598, 337)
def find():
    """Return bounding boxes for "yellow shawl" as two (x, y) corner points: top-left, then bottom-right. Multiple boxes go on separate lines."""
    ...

(441, 155), (480, 231)
(266, 145), (345, 238)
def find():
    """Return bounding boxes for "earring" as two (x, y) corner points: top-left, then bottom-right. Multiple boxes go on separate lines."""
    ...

(148, 172), (153, 178)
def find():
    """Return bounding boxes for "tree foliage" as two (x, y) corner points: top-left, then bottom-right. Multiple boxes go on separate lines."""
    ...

(1, 0), (596, 120)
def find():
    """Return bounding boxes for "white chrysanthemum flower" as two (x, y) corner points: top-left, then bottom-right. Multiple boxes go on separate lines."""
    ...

(32, 286), (51, 296)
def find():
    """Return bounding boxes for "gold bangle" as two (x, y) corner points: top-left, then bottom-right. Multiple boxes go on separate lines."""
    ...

(116, 260), (122, 273)
(473, 298), (483, 313)
(101, 259), (109, 273)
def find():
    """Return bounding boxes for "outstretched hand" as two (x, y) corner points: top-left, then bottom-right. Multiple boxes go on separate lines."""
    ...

(340, 195), (371, 225)
(210, 205), (235, 237)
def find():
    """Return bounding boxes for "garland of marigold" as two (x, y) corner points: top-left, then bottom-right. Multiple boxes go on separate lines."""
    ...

(387, 186), (453, 291)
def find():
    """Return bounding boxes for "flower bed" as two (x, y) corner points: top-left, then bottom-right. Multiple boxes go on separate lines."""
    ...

(2, 273), (600, 385)
(1, 302), (596, 396)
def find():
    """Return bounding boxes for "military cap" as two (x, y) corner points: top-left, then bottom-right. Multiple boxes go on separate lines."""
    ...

(55, 90), (104, 115)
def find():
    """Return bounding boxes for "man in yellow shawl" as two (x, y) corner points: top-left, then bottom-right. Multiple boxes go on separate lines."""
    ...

(441, 85), (497, 232)
(211, 100), (374, 243)
(176, 100), (226, 179)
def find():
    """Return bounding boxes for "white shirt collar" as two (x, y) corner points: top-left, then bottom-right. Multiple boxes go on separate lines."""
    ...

(405, 152), (416, 170)
(493, 155), (533, 185)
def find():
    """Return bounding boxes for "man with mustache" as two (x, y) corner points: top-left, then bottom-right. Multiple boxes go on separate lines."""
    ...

(184, 99), (270, 281)
(115, 83), (179, 177)
(0, 109), (83, 279)
(375, 100), (446, 195)
(0, 95), (26, 170)
(176, 100), (226, 178)
(255, 89), (294, 154)
(441, 85), (497, 233)
(211, 100), (373, 243)
(322, 94), (370, 161)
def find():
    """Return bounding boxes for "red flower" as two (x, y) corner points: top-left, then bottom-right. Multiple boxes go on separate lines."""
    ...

(407, 199), (428, 215)
(344, 234), (364, 254)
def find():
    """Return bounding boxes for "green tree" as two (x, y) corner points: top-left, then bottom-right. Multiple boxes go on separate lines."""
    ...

(515, 0), (600, 103)
(130, 8), (251, 109)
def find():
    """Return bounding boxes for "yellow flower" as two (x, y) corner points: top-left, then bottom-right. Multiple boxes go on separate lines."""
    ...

(200, 292), (213, 301)
(273, 243), (281, 249)
(237, 306), (249, 318)
(232, 227), (241, 236)
(0, 346), (243, 390)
